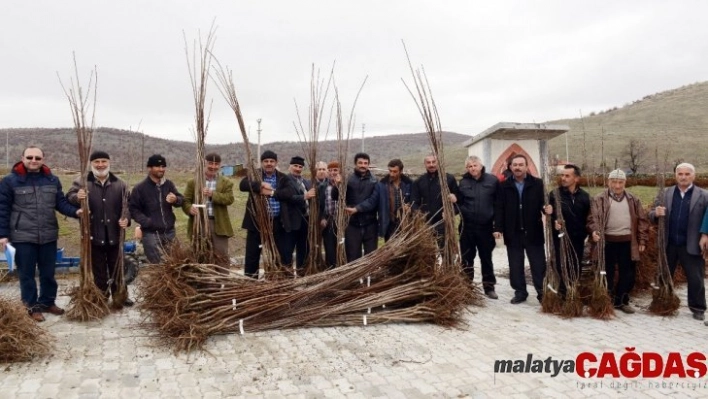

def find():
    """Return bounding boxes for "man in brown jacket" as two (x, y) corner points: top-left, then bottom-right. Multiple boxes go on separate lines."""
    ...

(587, 169), (649, 314)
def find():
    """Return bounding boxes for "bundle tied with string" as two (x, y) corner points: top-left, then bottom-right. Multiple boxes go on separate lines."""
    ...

(539, 151), (562, 314)
(0, 295), (54, 363)
(587, 199), (614, 320)
(212, 47), (282, 278)
(59, 56), (110, 321)
(648, 176), (680, 316)
(552, 188), (583, 318)
(137, 209), (477, 353)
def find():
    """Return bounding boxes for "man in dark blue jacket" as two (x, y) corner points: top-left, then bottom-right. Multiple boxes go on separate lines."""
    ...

(0, 146), (81, 321)
(458, 156), (501, 299)
(377, 159), (412, 241)
(129, 154), (184, 264)
(344, 153), (379, 262)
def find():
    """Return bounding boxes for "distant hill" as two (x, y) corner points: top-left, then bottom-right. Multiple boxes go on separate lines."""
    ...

(546, 81), (708, 173)
(0, 127), (471, 175)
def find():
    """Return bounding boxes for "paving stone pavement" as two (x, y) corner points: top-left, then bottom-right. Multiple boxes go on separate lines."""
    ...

(2, 246), (708, 398)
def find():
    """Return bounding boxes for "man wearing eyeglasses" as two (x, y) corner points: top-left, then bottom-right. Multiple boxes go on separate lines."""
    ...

(182, 153), (234, 268)
(0, 146), (81, 322)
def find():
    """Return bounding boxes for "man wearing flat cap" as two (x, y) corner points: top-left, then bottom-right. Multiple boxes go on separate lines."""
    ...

(67, 150), (133, 308)
(182, 153), (235, 268)
(288, 156), (316, 272)
(587, 169), (649, 314)
(239, 150), (305, 278)
(129, 154), (184, 264)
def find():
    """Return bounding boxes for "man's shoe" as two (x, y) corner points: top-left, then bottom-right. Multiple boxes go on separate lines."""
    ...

(45, 305), (65, 315)
(485, 291), (499, 300)
(617, 304), (635, 314)
(510, 296), (527, 304)
(123, 298), (135, 307)
(693, 312), (705, 321)
(30, 312), (45, 322)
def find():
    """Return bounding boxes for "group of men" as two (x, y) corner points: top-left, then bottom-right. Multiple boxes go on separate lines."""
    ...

(1, 145), (707, 324)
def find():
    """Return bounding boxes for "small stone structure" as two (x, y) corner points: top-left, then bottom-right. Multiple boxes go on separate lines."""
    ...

(462, 122), (569, 179)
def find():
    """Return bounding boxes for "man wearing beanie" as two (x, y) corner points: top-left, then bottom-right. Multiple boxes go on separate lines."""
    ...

(182, 153), (234, 268)
(588, 169), (648, 314)
(288, 155), (316, 272)
(239, 150), (305, 278)
(129, 154), (184, 264)
(67, 150), (133, 308)
(0, 146), (81, 321)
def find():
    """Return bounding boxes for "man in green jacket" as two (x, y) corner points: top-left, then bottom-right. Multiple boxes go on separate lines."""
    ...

(183, 153), (235, 267)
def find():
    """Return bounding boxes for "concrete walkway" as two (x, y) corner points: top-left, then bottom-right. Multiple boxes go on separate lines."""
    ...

(1, 247), (707, 398)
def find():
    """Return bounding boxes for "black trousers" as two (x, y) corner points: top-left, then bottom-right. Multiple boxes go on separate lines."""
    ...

(244, 218), (290, 279)
(345, 223), (378, 263)
(459, 223), (496, 291)
(507, 241), (546, 300)
(604, 240), (634, 307)
(322, 222), (338, 268)
(384, 219), (401, 242)
(91, 243), (121, 298)
(667, 245), (706, 313)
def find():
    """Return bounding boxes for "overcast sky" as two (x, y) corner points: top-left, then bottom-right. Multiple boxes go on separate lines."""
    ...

(2, 1), (707, 145)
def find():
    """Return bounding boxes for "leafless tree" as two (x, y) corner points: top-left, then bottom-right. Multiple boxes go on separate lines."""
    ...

(623, 139), (648, 174)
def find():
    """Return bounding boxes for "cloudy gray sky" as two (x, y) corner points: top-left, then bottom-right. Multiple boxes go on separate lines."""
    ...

(2, 1), (707, 144)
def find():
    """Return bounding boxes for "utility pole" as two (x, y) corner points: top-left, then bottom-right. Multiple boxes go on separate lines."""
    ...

(361, 123), (365, 153)
(257, 118), (262, 163)
(5, 131), (8, 169)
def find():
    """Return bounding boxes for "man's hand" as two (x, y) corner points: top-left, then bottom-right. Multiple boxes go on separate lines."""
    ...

(333, 174), (342, 184)
(189, 205), (199, 216)
(76, 209), (83, 217)
(320, 219), (327, 229)
(118, 218), (129, 229)
(493, 232), (502, 240)
(448, 193), (457, 203)
(305, 187), (316, 200)
(592, 231), (601, 242)
(260, 182), (274, 196)
(345, 207), (358, 215)
(639, 245), (646, 253)
(0, 237), (7, 251)
(543, 204), (553, 215)
(134, 226), (143, 240)
(77, 188), (87, 200)
(655, 206), (666, 217)
(700, 234), (708, 253)
(202, 188), (212, 198)
(166, 192), (177, 204)
(554, 220), (562, 231)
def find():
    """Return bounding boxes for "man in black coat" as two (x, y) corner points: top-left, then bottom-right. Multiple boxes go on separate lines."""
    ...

(494, 154), (552, 304)
(288, 156), (316, 272)
(458, 156), (501, 299)
(549, 164), (591, 295)
(239, 150), (304, 278)
(411, 154), (459, 247)
(67, 151), (132, 307)
(318, 161), (341, 268)
(344, 153), (379, 262)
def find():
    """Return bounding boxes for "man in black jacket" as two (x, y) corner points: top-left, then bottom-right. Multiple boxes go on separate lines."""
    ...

(318, 161), (341, 268)
(494, 154), (552, 304)
(288, 156), (316, 272)
(411, 154), (459, 247)
(129, 154), (183, 264)
(458, 156), (501, 299)
(67, 151), (132, 307)
(549, 164), (591, 295)
(344, 153), (379, 262)
(240, 150), (304, 278)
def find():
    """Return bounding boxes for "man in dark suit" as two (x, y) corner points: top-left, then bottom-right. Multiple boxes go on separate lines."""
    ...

(651, 163), (708, 321)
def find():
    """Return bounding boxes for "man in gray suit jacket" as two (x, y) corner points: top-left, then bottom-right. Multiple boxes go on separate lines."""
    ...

(650, 163), (708, 321)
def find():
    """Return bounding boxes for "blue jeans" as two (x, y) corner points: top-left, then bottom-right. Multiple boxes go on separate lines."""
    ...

(15, 241), (58, 313)
(142, 230), (176, 264)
